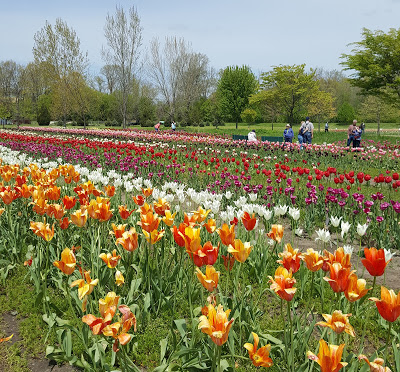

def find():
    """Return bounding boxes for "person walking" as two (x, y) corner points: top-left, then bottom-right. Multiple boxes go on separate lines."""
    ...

(352, 123), (362, 148)
(171, 121), (176, 131)
(298, 121), (306, 149)
(347, 120), (357, 147)
(303, 116), (314, 144)
(325, 122), (329, 132)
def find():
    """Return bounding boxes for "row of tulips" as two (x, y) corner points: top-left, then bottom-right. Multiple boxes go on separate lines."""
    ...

(0, 156), (399, 371)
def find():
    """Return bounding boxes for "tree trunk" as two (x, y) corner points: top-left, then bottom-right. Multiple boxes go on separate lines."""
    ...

(235, 119), (238, 130)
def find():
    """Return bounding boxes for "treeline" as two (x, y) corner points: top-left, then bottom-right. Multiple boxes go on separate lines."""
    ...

(0, 7), (399, 129)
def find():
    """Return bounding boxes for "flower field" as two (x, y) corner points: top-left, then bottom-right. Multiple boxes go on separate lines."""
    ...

(0, 127), (400, 372)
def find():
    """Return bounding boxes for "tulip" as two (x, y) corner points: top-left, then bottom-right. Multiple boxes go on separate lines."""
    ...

(302, 248), (324, 272)
(172, 223), (187, 247)
(71, 271), (99, 311)
(203, 218), (217, 233)
(30, 219), (55, 242)
(340, 221), (351, 239)
(196, 265), (219, 292)
(162, 209), (176, 227)
(315, 228), (331, 243)
(241, 211), (257, 231)
(244, 332), (273, 368)
(115, 270), (125, 286)
(0, 334), (13, 343)
(358, 355), (392, 372)
(316, 310), (355, 337)
(115, 228), (139, 252)
(53, 248), (76, 275)
(141, 187), (153, 197)
(267, 224), (284, 243)
(132, 194), (145, 206)
(70, 208), (88, 227)
(307, 339), (347, 372)
(330, 215), (342, 228)
(324, 263), (354, 293)
(274, 204), (287, 217)
(357, 223), (368, 237)
(99, 249), (121, 269)
(142, 229), (165, 244)
(227, 239), (252, 263)
(62, 195), (77, 210)
(222, 254), (235, 271)
(192, 206), (211, 223)
(192, 241), (219, 267)
(137, 211), (160, 233)
(118, 205), (133, 220)
(288, 207), (300, 221)
(102, 305), (137, 352)
(269, 266), (297, 302)
(277, 243), (302, 273)
(362, 248), (391, 277)
(198, 304), (234, 346)
(217, 223), (235, 246)
(344, 273), (372, 302)
(153, 198), (170, 216)
(369, 286), (400, 323)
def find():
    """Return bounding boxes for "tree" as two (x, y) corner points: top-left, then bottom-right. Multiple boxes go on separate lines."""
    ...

(147, 37), (215, 123)
(341, 28), (400, 133)
(251, 64), (319, 125)
(307, 90), (336, 131)
(33, 18), (89, 127)
(102, 5), (143, 128)
(336, 102), (356, 123)
(358, 95), (399, 128)
(216, 65), (257, 129)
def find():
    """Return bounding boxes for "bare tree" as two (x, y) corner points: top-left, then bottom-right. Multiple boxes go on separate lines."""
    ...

(147, 37), (215, 122)
(102, 5), (143, 128)
(100, 64), (119, 94)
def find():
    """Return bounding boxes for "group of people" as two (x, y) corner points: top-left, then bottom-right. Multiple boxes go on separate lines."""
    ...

(347, 119), (364, 148)
(155, 121), (177, 132)
(282, 116), (314, 147)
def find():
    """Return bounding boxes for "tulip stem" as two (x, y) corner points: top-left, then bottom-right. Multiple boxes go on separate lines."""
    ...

(287, 300), (294, 372)
(384, 321), (392, 365)
(371, 276), (377, 296)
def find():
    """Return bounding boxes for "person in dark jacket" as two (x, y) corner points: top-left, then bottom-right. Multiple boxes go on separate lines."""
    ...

(283, 124), (294, 143)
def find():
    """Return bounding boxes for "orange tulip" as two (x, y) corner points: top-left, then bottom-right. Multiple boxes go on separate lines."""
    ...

(143, 229), (165, 244)
(222, 254), (235, 271)
(70, 208), (88, 227)
(0, 189), (16, 205)
(369, 286), (400, 323)
(269, 266), (297, 302)
(59, 217), (70, 230)
(184, 212), (198, 227)
(118, 205), (133, 220)
(192, 241), (219, 267)
(82, 291), (119, 335)
(217, 223), (235, 247)
(192, 206), (211, 223)
(198, 304), (234, 346)
(181, 226), (202, 254)
(137, 211), (160, 233)
(141, 187), (153, 198)
(110, 223), (127, 239)
(132, 194), (145, 206)
(88, 199), (113, 222)
(71, 271), (99, 311)
(203, 218), (217, 233)
(102, 305), (137, 352)
(30, 219), (55, 242)
(162, 209), (176, 227)
(358, 355), (392, 372)
(196, 265), (220, 292)
(344, 273), (372, 302)
(277, 243), (302, 273)
(53, 248), (76, 275)
(324, 263), (354, 293)
(241, 211), (257, 231)
(227, 239), (252, 263)
(302, 248), (324, 272)
(115, 270), (125, 286)
(172, 223), (187, 247)
(99, 249), (122, 268)
(316, 310), (355, 337)
(362, 247), (391, 277)
(45, 185), (61, 201)
(267, 224), (284, 243)
(104, 185), (115, 197)
(153, 198), (170, 217)
(115, 227), (139, 252)
(307, 339), (347, 372)
(46, 203), (65, 220)
(244, 332), (273, 368)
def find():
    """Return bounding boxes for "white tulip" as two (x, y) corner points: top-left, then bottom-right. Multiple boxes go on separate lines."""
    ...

(340, 221), (351, 238)
(357, 223), (368, 237)
(343, 245), (353, 256)
(315, 228), (331, 243)
(274, 204), (288, 217)
(330, 215), (342, 228)
(289, 207), (300, 221)
(384, 248), (395, 262)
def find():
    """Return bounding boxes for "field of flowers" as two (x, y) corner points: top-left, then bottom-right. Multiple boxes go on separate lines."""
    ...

(0, 127), (399, 372)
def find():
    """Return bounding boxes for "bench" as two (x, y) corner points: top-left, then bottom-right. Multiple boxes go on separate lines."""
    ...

(232, 134), (249, 141)
(261, 136), (284, 143)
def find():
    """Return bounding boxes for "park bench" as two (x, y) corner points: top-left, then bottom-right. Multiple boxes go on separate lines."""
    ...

(232, 134), (249, 141)
(261, 136), (284, 143)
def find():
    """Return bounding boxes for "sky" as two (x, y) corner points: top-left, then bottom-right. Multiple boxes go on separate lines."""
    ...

(2, 0), (400, 78)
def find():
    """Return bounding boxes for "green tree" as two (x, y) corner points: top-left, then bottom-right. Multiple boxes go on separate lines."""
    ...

(251, 64), (320, 125)
(341, 28), (400, 101)
(336, 102), (356, 123)
(216, 65), (257, 129)
(308, 90), (336, 131)
(37, 94), (52, 125)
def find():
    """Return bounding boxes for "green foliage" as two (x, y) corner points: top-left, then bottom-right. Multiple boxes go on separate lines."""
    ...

(240, 108), (259, 124)
(217, 65), (258, 129)
(341, 27), (400, 105)
(336, 102), (356, 123)
(36, 94), (52, 125)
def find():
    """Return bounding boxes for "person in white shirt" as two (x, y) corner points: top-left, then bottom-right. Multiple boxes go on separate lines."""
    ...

(247, 130), (257, 142)
(304, 116), (314, 144)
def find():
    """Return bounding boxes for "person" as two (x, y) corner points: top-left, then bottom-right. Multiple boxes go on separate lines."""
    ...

(347, 120), (357, 147)
(248, 129), (257, 142)
(360, 122), (365, 133)
(298, 121), (306, 149)
(171, 121), (176, 131)
(303, 116), (314, 144)
(155, 122), (161, 131)
(325, 122), (329, 132)
(283, 124), (294, 143)
(352, 123), (362, 148)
